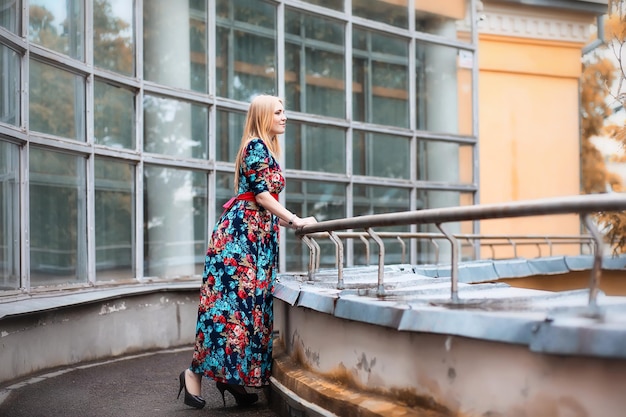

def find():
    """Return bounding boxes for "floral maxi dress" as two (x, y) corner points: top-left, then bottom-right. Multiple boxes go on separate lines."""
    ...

(191, 138), (283, 387)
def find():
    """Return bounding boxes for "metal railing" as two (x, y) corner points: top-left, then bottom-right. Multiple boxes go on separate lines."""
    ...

(295, 193), (626, 312)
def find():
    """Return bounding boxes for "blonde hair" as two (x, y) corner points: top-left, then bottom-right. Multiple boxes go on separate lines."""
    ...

(233, 95), (283, 192)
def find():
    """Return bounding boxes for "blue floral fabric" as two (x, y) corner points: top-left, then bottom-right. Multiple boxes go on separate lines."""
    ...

(191, 138), (284, 387)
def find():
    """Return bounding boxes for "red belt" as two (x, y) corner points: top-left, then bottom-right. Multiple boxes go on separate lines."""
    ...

(222, 191), (278, 210)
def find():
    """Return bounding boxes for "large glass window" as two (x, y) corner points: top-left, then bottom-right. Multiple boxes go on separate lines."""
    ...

(95, 158), (134, 281)
(216, 0), (276, 100)
(29, 148), (87, 286)
(285, 179), (345, 271)
(94, 80), (135, 149)
(0, 141), (19, 290)
(353, 27), (409, 128)
(143, 0), (207, 92)
(29, 0), (84, 60)
(299, 0), (343, 11)
(286, 122), (346, 174)
(416, 42), (473, 136)
(285, 9), (345, 118)
(353, 131), (410, 179)
(0, 44), (20, 127)
(93, 0), (135, 76)
(216, 109), (246, 163)
(353, 0), (408, 29)
(0, 0), (20, 34)
(143, 95), (208, 159)
(143, 165), (207, 278)
(29, 59), (85, 140)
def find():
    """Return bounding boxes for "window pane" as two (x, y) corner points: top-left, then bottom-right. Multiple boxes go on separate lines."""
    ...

(143, 95), (208, 159)
(29, 0), (84, 60)
(286, 121), (345, 174)
(144, 165), (207, 278)
(353, 184), (410, 264)
(94, 0), (135, 76)
(29, 59), (85, 140)
(285, 179), (345, 271)
(0, 44), (20, 127)
(0, 141), (19, 290)
(416, 190), (474, 264)
(216, 109), (245, 163)
(95, 158), (134, 281)
(29, 148), (87, 286)
(143, 0), (207, 92)
(353, 28), (409, 128)
(416, 0), (472, 43)
(417, 140), (473, 184)
(0, 0), (20, 33)
(285, 9), (345, 117)
(353, 131), (409, 179)
(94, 80), (135, 149)
(216, 0), (276, 100)
(416, 42), (473, 135)
(352, 0), (408, 29)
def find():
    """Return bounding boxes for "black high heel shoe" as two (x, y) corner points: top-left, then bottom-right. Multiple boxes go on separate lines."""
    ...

(177, 370), (206, 409)
(215, 381), (259, 407)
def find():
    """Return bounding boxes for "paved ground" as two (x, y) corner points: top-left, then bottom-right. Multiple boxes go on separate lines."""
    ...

(0, 347), (280, 417)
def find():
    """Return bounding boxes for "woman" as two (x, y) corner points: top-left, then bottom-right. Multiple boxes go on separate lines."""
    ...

(177, 95), (317, 409)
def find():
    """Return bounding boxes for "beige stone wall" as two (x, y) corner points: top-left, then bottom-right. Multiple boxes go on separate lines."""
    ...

(477, 2), (600, 257)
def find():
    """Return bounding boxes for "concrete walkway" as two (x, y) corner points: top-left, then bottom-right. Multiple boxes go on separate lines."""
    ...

(0, 347), (279, 417)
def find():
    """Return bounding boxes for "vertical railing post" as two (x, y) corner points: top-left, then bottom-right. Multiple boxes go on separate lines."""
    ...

(328, 231), (345, 290)
(436, 223), (460, 303)
(300, 235), (317, 281)
(582, 215), (604, 314)
(367, 228), (385, 297)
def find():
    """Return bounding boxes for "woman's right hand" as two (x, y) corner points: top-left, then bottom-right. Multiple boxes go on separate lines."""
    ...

(293, 216), (317, 228)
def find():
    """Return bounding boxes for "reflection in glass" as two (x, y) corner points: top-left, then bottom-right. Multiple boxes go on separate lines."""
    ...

(416, 41), (473, 135)
(285, 179), (345, 271)
(144, 165), (207, 278)
(143, 95), (208, 159)
(29, 148), (87, 286)
(94, 0), (134, 76)
(353, 28), (409, 128)
(285, 9), (345, 117)
(95, 158), (134, 281)
(216, 172), (235, 212)
(0, 142), (19, 290)
(143, 0), (207, 92)
(415, 0), (471, 43)
(0, 44), (20, 126)
(353, 131), (409, 179)
(286, 122), (345, 174)
(216, 0), (276, 100)
(94, 80), (135, 149)
(29, 0), (84, 60)
(0, 0), (20, 33)
(216, 109), (246, 163)
(29, 59), (85, 140)
(352, 0), (408, 29)
(416, 140), (473, 184)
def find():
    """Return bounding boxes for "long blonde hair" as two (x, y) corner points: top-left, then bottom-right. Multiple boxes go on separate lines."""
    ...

(233, 95), (283, 192)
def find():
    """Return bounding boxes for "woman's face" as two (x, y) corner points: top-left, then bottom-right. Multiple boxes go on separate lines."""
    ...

(269, 101), (287, 136)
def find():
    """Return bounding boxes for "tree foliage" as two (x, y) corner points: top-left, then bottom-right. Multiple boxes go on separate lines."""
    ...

(581, 1), (626, 254)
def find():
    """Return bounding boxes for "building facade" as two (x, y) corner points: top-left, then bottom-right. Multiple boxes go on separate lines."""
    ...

(0, 0), (607, 296)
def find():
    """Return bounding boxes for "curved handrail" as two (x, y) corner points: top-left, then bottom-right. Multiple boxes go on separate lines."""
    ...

(295, 193), (626, 311)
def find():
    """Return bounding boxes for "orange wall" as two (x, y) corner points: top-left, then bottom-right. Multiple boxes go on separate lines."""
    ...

(478, 35), (586, 256)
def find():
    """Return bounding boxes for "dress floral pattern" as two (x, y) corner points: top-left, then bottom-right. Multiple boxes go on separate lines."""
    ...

(191, 138), (284, 387)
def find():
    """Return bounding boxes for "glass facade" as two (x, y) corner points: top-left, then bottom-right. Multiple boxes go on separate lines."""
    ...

(0, 0), (477, 293)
